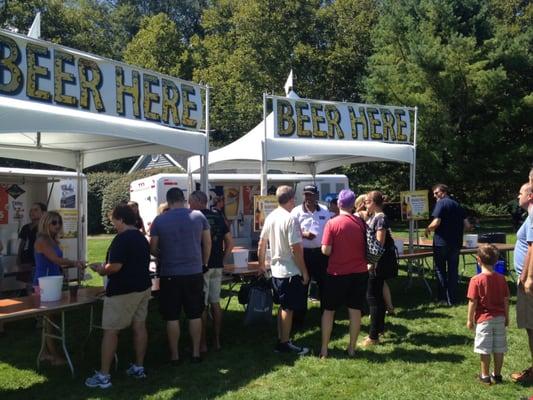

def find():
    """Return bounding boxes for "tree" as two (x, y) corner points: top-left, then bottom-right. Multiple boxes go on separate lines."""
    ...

(191, 0), (378, 146)
(363, 0), (533, 203)
(122, 12), (186, 77)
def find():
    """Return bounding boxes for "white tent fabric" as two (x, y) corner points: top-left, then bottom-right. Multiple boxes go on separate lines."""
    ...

(0, 96), (207, 170)
(188, 109), (415, 174)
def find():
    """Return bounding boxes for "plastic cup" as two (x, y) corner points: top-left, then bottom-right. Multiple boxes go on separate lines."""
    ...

(69, 282), (79, 299)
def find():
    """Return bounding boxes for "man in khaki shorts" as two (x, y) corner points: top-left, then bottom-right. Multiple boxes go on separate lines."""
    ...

(85, 204), (152, 389)
(189, 190), (233, 352)
(511, 182), (533, 384)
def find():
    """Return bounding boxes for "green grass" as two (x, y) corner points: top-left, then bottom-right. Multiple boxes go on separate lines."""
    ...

(1, 220), (532, 399)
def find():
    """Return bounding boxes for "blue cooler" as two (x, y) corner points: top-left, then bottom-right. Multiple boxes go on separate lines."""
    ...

(476, 260), (506, 275)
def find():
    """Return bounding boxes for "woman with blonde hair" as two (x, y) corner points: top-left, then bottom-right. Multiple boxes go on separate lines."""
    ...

(34, 211), (84, 365)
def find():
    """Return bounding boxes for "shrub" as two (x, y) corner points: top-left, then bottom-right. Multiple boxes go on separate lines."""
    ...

(101, 167), (182, 233)
(466, 202), (508, 217)
(87, 172), (123, 234)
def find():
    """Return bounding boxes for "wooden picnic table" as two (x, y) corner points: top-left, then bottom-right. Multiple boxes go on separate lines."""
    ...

(0, 286), (104, 377)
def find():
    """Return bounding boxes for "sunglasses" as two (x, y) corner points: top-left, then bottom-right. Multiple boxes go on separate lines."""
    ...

(50, 220), (62, 226)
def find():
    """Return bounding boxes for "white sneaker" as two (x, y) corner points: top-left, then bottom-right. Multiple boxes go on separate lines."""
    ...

(287, 341), (309, 356)
(126, 364), (146, 379)
(85, 371), (112, 389)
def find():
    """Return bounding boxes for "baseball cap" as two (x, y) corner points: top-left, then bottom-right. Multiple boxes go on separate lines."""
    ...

(338, 189), (355, 209)
(303, 185), (318, 194)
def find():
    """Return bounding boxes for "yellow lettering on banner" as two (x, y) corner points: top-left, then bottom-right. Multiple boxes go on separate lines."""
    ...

(348, 106), (368, 139)
(0, 34), (23, 95)
(161, 78), (180, 126)
(310, 103), (327, 138)
(324, 104), (344, 139)
(277, 99), (295, 136)
(115, 66), (140, 117)
(181, 84), (197, 128)
(395, 109), (408, 141)
(367, 107), (382, 140)
(295, 101), (311, 137)
(53, 50), (77, 107)
(26, 43), (51, 102)
(380, 108), (396, 141)
(78, 58), (105, 112)
(143, 73), (161, 122)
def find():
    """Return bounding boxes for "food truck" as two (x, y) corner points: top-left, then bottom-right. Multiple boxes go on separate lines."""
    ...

(130, 173), (348, 248)
(0, 168), (87, 293)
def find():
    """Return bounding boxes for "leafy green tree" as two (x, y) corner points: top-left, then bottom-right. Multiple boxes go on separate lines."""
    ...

(363, 0), (533, 203)
(114, 0), (208, 42)
(192, 0), (378, 146)
(122, 12), (186, 76)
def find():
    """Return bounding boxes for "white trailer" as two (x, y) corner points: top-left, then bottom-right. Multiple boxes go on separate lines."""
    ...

(130, 173), (348, 247)
(0, 168), (87, 292)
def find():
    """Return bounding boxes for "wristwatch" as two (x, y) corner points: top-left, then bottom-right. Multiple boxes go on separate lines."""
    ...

(202, 264), (209, 273)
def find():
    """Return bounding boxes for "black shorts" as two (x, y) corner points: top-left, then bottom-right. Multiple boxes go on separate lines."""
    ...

(272, 276), (307, 311)
(159, 274), (204, 320)
(323, 272), (368, 311)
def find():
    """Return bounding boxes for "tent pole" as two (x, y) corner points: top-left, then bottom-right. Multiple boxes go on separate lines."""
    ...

(201, 85), (210, 192)
(260, 93), (268, 195)
(76, 152), (83, 263)
(408, 106), (418, 252)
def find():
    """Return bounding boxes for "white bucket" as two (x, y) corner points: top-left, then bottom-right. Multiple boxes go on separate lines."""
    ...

(233, 249), (249, 269)
(38, 276), (64, 302)
(394, 239), (404, 255)
(464, 234), (478, 248)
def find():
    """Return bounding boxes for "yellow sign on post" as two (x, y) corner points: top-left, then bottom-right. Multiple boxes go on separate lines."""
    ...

(400, 190), (429, 220)
(253, 195), (277, 232)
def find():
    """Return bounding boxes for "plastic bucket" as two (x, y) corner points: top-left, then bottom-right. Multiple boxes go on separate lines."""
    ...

(233, 249), (249, 268)
(464, 234), (478, 248)
(38, 276), (64, 302)
(394, 239), (404, 255)
(476, 260), (506, 275)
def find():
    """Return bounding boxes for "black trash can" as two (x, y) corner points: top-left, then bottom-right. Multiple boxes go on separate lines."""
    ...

(478, 232), (506, 244)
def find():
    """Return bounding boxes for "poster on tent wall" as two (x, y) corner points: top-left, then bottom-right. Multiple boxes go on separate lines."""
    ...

(242, 185), (260, 215)
(224, 187), (240, 220)
(400, 190), (429, 221)
(0, 29), (205, 131)
(270, 95), (414, 144)
(0, 183), (28, 226)
(253, 195), (277, 232)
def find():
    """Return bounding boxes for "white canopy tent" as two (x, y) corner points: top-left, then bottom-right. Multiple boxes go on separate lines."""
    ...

(188, 111), (415, 175)
(188, 88), (418, 244)
(0, 28), (209, 260)
(0, 96), (207, 170)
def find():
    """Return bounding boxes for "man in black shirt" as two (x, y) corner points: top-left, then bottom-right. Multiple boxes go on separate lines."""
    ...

(425, 184), (470, 305)
(189, 190), (233, 352)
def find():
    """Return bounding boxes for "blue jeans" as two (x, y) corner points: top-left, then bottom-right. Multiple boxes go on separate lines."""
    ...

(433, 245), (460, 305)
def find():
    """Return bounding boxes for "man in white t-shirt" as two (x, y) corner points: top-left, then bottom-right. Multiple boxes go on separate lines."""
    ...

(258, 186), (310, 355)
(291, 185), (330, 325)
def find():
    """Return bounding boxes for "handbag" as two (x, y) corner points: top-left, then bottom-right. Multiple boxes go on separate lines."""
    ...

(375, 229), (399, 279)
(243, 276), (273, 326)
(344, 214), (385, 264)
(364, 223), (385, 264)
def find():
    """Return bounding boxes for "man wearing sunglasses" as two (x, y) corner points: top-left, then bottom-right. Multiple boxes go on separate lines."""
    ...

(425, 184), (470, 306)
